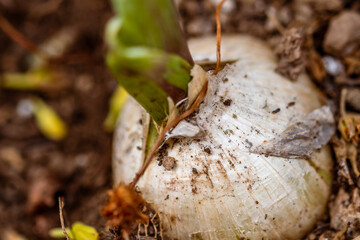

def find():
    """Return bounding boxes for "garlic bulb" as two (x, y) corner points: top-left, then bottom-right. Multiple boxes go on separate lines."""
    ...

(113, 35), (333, 240)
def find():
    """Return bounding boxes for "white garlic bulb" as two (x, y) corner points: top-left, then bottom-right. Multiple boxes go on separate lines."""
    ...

(113, 35), (333, 240)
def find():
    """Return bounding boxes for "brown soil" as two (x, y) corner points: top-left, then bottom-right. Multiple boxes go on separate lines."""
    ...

(0, 0), (113, 239)
(0, 0), (360, 239)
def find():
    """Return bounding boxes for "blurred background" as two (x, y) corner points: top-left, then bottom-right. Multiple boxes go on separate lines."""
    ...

(0, 0), (359, 239)
(0, 1), (113, 239)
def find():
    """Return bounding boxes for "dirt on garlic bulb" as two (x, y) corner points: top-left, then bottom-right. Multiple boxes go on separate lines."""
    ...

(113, 35), (333, 240)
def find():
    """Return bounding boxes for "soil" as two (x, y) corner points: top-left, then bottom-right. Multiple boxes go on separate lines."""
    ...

(0, 0), (360, 239)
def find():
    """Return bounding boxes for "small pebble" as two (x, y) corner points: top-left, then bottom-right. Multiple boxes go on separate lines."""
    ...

(16, 99), (33, 118)
(322, 56), (344, 76)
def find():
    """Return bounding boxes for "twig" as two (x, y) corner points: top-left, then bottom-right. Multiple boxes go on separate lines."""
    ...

(129, 82), (208, 189)
(121, 229), (130, 240)
(0, 14), (97, 65)
(340, 88), (347, 117)
(213, 0), (226, 75)
(0, 14), (47, 59)
(151, 213), (158, 238)
(58, 197), (71, 240)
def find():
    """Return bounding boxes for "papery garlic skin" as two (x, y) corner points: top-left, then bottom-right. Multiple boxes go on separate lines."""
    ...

(113, 35), (332, 240)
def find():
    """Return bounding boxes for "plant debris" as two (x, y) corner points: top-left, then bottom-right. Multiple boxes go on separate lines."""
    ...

(102, 184), (149, 230)
(275, 27), (306, 81)
(100, 202), (162, 240)
(254, 106), (335, 159)
(332, 136), (359, 185)
(346, 88), (360, 112)
(330, 188), (360, 238)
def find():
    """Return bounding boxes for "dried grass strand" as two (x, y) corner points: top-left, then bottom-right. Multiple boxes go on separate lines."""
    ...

(0, 14), (47, 59)
(213, 0), (226, 75)
(58, 197), (71, 240)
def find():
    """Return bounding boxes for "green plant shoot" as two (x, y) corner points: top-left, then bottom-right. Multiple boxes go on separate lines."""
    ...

(105, 0), (193, 124)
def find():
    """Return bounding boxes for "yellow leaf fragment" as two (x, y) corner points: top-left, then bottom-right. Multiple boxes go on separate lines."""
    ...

(1, 69), (52, 90)
(104, 87), (128, 132)
(32, 98), (67, 141)
(72, 222), (98, 240)
(49, 228), (74, 239)
(49, 222), (98, 240)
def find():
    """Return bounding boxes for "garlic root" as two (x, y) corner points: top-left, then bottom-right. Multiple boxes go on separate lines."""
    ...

(113, 35), (332, 240)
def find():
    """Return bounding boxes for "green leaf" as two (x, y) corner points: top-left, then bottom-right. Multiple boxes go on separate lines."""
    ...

(106, 0), (193, 124)
(109, 0), (193, 62)
(145, 120), (159, 158)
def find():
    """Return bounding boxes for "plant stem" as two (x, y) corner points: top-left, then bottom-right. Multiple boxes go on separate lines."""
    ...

(129, 83), (208, 189)
(0, 14), (46, 58)
(213, 0), (226, 75)
(128, 0), (226, 188)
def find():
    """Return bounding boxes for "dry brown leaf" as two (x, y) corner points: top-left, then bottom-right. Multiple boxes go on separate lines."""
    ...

(307, 48), (326, 83)
(275, 27), (306, 81)
(330, 188), (360, 238)
(338, 115), (360, 145)
(332, 137), (359, 185)
(102, 184), (149, 230)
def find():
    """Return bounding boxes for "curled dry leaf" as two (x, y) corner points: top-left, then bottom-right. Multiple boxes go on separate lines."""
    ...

(307, 48), (326, 83)
(102, 184), (149, 230)
(330, 188), (360, 238)
(254, 106), (335, 159)
(333, 112), (360, 185)
(275, 27), (306, 81)
(338, 115), (360, 144)
(187, 64), (208, 109)
(332, 136), (359, 185)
